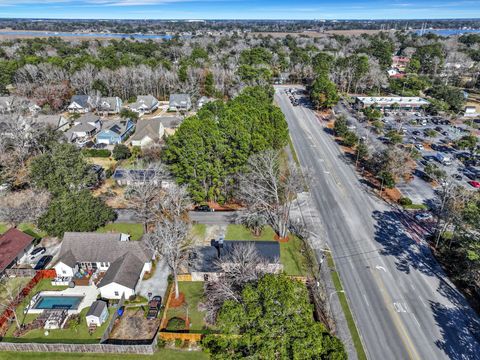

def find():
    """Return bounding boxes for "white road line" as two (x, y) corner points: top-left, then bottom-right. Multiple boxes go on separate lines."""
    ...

(363, 294), (370, 307)
(418, 295), (427, 308)
(412, 313), (421, 328)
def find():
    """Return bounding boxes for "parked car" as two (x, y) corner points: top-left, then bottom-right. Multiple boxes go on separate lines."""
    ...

(146, 296), (162, 320)
(30, 247), (46, 260)
(415, 144), (424, 150)
(194, 205), (214, 212)
(415, 212), (433, 221)
(34, 255), (53, 270)
(453, 174), (463, 181)
(468, 181), (480, 188)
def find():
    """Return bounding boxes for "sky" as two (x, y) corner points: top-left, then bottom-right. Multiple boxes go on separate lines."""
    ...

(0, 0), (479, 20)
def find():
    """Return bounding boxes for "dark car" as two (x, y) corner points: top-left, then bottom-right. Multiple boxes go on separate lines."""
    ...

(453, 174), (463, 181)
(435, 126), (443, 132)
(34, 255), (53, 270)
(412, 130), (421, 136)
(146, 296), (162, 320)
(194, 205), (214, 212)
(30, 247), (46, 260)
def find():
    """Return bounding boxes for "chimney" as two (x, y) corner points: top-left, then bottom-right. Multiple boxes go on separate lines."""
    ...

(211, 237), (224, 258)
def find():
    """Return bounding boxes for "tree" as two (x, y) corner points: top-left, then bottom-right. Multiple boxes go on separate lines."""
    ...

(378, 171), (395, 189)
(385, 130), (403, 145)
(0, 279), (25, 330)
(155, 183), (192, 219)
(455, 135), (478, 154)
(238, 150), (304, 240)
(310, 75), (339, 110)
(30, 143), (96, 196)
(112, 144), (131, 160)
(239, 211), (267, 237)
(427, 85), (464, 113)
(145, 218), (190, 299)
(342, 131), (358, 147)
(355, 142), (369, 163)
(362, 106), (382, 121)
(200, 242), (278, 324)
(204, 71), (215, 97)
(333, 116), (348, 137)
(37, 190), (115, 237)
(0, 189), (50, 227)
(202, 274), (346, 360)
(119, 108), (139, 121)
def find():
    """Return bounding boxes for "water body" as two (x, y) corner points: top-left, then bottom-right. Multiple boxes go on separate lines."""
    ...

(414, 29), (480, 36)
(0, 30), (173, 40)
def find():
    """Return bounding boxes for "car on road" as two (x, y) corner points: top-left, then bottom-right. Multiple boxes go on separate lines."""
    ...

(34, 255), (53, 270)
(146, 296), (162, 320)
(415, 212), (433, 221)
(29, 247), (46, 260)
(194, 205), (214, 212)
(468, 181), (480, 188)
(415, 144), (424, 150)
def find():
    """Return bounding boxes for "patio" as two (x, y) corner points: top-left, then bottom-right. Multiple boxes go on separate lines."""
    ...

(27, 286), (99, 315)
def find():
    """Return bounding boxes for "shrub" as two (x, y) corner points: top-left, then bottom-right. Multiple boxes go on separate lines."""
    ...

(82, 149), (111, 158)
(167, 317), (186, 331)
(174, 338), (183, 348)
(399, 197), (413, 206)
(112, 144), (131, 160)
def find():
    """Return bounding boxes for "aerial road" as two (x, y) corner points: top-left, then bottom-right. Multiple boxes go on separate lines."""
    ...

(275, 86), (480, 360)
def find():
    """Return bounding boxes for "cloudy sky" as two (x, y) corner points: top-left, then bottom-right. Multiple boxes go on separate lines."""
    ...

(0, 0), (479, 19)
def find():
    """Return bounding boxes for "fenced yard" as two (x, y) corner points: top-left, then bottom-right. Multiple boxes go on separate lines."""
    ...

(108, 308), (160, 341)
(165, 282), (206, 332)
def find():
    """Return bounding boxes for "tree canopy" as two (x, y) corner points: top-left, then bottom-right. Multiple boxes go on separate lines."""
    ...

(202, 274), (346, 360)
(163, 86), (289, 202)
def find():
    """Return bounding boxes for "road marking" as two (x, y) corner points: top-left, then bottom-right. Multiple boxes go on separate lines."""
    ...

(418, 296), (427, 308)
(363, 294), (370, 307)
(375, 265), (386, 272)
(323, 171), (330, 174)
(410, 284), (415, 290)
(411, 313), (421, 328)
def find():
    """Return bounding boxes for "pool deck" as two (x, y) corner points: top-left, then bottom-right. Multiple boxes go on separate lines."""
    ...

(28, 286), (99, 314)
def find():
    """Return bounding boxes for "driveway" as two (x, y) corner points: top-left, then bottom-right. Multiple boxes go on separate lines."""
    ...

(138, 258), (169, 300)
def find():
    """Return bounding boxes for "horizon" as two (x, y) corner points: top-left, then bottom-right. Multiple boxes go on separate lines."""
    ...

(0, 0), (480, 21)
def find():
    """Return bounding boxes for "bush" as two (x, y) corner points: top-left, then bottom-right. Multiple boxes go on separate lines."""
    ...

(174, 338), (183, 348)
(399, 197), (413, 206)
(167, 317), (186, 331)
(112, 144), (131, 160)
(82, 149), (111, 158)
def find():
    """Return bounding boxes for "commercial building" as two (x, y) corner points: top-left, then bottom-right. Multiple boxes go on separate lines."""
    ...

(355, 96), (429, 112)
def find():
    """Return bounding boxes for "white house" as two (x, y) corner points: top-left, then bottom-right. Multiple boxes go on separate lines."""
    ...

(169, 94), (191, 112)
(65, 113), (102, 143)
(97, 97), (123, 115)
(54, 232), (153, 300)
(86, 300), (108, 327)
(128, 95), (159, 114)
(130, 118), (165, 147)
(68, 95), (99, 113)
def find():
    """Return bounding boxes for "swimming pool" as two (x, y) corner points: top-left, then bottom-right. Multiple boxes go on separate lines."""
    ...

(33, 295), (84, 310)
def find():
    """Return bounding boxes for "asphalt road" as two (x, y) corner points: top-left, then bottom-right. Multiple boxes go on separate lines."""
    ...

(275, 86), (480, 360)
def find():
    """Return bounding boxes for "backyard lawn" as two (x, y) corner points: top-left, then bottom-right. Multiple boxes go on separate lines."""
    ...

(4, 307), (116, 344)
(96, 222), (144, 241)
(225, 225), (308, 276)
(0, 223), (46, 238)
(166, 282), (206, 331)
(0, 349), (208, 360)
(190, 223), (206, 241)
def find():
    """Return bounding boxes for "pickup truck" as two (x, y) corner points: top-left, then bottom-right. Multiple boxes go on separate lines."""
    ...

(436, 153), (452, 165)
(146, 296), (162, 320)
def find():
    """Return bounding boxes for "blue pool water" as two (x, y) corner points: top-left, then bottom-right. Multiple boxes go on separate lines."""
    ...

(33, 295), (84, 310)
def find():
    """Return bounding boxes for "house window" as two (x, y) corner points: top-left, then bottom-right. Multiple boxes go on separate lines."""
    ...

(62, 270), (66, 274)
(114, 291), (119, 296)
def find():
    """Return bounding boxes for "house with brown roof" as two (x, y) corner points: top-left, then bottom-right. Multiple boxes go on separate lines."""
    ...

(0, 228), (35, 275)
(54, 232), (153, 299)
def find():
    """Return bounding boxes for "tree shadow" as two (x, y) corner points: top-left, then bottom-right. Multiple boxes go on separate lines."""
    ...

(323, 127), (334, 136)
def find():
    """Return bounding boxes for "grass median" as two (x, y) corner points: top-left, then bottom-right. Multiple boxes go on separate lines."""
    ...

(327, 252), (367, 360)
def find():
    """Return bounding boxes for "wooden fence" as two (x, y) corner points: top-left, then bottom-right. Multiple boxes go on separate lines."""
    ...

(158, 332), (202, 342)
(0, 269), (56, 336)
(0, 341), (156, 354)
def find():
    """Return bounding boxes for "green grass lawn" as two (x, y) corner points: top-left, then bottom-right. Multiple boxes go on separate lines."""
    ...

(96, 222), (144, 241)
(190, 223), (206, 240)
(0, 349), (209, 360)
(167, 282), (206, 331)
(225, 225), (308, 276)
(4, 307), (115, 344)
(225, 224), (276, 241)
(0, 223), (46, 238)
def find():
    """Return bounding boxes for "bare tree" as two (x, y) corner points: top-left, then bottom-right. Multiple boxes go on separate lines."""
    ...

(238, 150), (304, 239)
(124, 163), (167, 232)
(145, 218), (190, 299)
(156, 183), (192, 219)
(0, 279), (24, 330)
(199, 242), (278, 324)
(0, 189), (50, 226)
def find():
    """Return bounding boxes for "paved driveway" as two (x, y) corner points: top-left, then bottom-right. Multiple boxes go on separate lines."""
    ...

(138, 258), (169, 300)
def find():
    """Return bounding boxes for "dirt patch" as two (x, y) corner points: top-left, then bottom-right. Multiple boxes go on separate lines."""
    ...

(340, 145), (355, 154)
(169, 292), (186, 308)
(92, 180), (127, 208)
(382, 187), (403, 202)
(109, 308), (159, 341)
(86, 157), (116, 170)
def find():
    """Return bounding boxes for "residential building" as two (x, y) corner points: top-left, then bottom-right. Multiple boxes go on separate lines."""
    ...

(67, 95), (99, 113)
(130, 118), (165, 147)
(0, 96), (40, 114)
(97, 97), (123, 115)
(157, 116), (182, 137)
(85, 300), (108, 326)
(392, 56), (410, 72)
(0, 228), (35, 275)
(96, 118), (135, 145)
(197, 96), (214, 109)
(112, 168), (173, 188)
(169, 94), (191, 112)
(32, 114), (69, 132)
(65, 113), (102, 144)
(128, 95), (159, 114)
(54, 232), (153, 300)
(355, 96), (429, 111)
(464, 106), (478, 117)
(188, 240), (282, 281)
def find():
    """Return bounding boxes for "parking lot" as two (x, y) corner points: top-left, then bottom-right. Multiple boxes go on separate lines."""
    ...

(335, 100), (480, 203)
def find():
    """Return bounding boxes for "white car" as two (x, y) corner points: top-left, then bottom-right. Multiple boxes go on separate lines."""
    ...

(415, 212), (432, 221)
(415, 144), (424, 150)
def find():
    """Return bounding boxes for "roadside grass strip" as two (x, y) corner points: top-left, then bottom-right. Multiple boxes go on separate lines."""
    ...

(327, 252), (368, 360)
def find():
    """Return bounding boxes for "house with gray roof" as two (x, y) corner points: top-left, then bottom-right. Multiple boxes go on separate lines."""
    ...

(0, 96), (40, 114)
(130, 118), (165, 147)
(97, 97), (123, 115)
(54, 232), (153, 299)
(65, 113), (102, 144)
(32, 114), (69, 131)
(68, 94), (99, 113)
(188, 240), (282, 281)
(169, 94), (191, 112)
(128, 95), (159, 114)
(96, 118), (135, 145)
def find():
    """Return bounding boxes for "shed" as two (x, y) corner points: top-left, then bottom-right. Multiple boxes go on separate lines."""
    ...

(85, 300), (108, 326)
